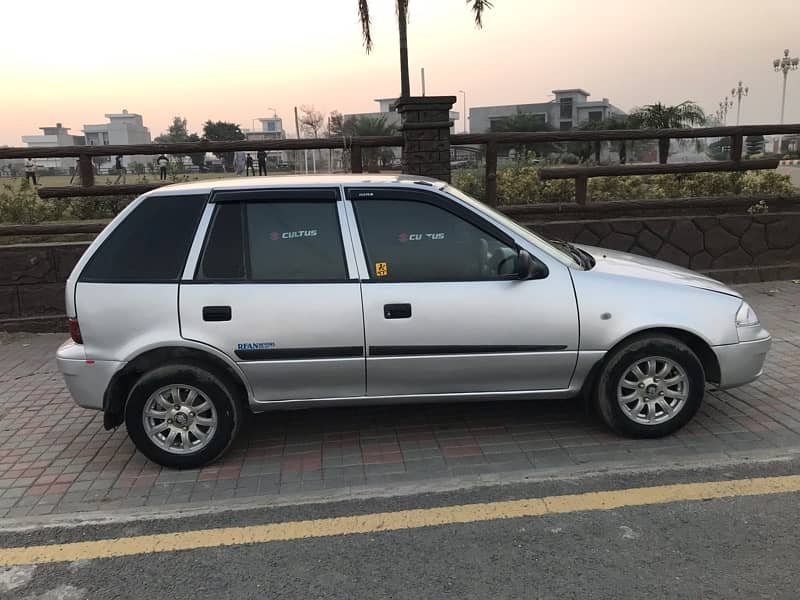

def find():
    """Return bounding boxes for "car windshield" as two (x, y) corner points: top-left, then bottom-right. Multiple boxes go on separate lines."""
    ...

(443, 185), (581, 267)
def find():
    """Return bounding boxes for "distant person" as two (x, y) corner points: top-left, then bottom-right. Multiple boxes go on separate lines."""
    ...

(233, 152), (245, 175)
(68, 157), (81, 184)
(157, 154), (169, 180)
(257, 150), (268, 176)
(113, 155), (127, 184)
(245, 153), (255, 176)
(24, 158), (37, 185)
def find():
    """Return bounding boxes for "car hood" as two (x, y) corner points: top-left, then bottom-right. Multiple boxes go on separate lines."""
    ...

(575, 245), (742, 298)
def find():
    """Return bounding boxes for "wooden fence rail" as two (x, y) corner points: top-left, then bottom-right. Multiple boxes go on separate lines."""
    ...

(1, 124), (798, 203)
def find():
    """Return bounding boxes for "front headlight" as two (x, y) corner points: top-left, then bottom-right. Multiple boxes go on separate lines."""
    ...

(736, 301), (760, 327)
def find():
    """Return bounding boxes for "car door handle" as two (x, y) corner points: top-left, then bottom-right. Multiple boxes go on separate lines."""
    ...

(203, 305), (231, 322)
(384, 303), (412, 319)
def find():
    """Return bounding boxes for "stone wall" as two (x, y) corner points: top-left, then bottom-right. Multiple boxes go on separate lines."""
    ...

(0, 242), (88, 332)
(1, 195), (799, 332)
(510, 195), (800, 284)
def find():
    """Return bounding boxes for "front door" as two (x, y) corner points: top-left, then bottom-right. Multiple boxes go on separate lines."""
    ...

(180, 188), (365, 402)
(346, 187), (579, 397)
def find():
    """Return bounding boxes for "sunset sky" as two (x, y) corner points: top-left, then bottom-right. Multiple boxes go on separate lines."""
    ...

(1, 0), (799, 146)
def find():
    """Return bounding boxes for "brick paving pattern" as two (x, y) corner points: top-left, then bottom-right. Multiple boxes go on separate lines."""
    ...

(0, 281), (799, 519)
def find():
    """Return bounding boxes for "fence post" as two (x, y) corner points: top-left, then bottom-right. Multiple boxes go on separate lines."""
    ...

(350, 143), (363, 174)
(575, 174), (588, 204)
(78, 154), (94, 187)
(393, 96), (456, 182)
(485, 140), (498, 206)
(730, 135), (743, 162)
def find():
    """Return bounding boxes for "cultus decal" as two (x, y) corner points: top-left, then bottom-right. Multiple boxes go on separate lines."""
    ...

(270, 230), (318, 240)
(398, 232), (445, 242)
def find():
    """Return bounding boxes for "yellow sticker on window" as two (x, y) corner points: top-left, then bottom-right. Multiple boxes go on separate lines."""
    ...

(375, 262), (388, 277)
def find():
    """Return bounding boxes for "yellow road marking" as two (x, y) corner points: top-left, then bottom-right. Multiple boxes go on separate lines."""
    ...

(2, 474), (799, 566)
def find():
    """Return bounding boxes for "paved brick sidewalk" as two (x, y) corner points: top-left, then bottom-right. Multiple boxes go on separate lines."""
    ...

(1, 281), (799, 519)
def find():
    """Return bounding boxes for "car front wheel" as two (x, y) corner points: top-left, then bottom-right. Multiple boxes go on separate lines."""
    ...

(125, 364), (241, 469)
(595, 334), (705, 438)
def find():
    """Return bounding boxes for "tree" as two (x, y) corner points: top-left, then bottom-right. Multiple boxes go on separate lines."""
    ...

(628, 101), (707, 164)
(745, 135), (765, 157)
(327, 111), (345, 137)
(357, 1), (493, 98)
(202, 120), (245, 170)
(342, 116), (399, 170)
(154, 116), (190, 143)
(489, 112), (556, 158)
(578, 115), (631, 163)
(299, 105), (325, 138)
(155, 117), (206, 170)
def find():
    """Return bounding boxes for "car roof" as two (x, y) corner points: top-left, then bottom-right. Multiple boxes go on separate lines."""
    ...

(147, 174), (447, 196)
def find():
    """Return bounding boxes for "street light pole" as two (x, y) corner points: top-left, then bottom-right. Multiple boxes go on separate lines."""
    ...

(731, 81), (749, 125)
(718, 96), (733, 125)
(773, 49), (799, 125)
(458, 90), (467, 133)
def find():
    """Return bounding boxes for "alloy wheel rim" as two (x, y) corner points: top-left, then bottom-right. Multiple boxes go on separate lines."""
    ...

(142, 384), (218, 455)
(616, 356), (689, 425)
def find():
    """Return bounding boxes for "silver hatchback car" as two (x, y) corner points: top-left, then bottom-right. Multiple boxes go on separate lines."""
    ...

(57, 175), (771, 468)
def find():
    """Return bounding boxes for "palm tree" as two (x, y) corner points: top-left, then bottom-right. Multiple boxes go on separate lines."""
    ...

(343, 116), (399, 170)
(628, 101), (707, 164)
(489, 112), (557, 159)
(358, 1), (493, 99)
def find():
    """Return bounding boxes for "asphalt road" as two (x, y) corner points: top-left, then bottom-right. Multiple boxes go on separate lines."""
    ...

(2, 458), (799, 600)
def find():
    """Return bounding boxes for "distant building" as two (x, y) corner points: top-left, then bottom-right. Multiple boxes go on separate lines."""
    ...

(469, 89), (625, 133)
(245, 116), (286, 142)
(344, 98), (460, 133)
(21, 123), (85, 170)
(83, 109), (152, 168)
(244, 116), (289, 164)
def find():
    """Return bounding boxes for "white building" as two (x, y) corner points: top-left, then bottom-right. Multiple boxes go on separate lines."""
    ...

(21, 123), (85, 170)
(244, 116), (289, 164)
(245, 116), (286, 142)
(83, 109), (152, 168)
(469, 89), (625, 133)
(344, 98), (460, 133)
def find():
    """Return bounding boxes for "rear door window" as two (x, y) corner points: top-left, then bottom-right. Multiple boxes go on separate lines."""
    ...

(197, 200), (348, 282)
(80, 194), (207, 282)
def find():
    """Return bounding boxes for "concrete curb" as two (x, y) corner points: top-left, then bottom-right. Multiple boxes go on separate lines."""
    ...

(2, 445), (799, 533)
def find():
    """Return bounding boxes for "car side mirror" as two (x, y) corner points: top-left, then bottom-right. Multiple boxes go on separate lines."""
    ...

(516, 249), (548, 280)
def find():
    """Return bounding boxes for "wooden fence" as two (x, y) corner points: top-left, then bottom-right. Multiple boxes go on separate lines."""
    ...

(1, 124), (799, 205)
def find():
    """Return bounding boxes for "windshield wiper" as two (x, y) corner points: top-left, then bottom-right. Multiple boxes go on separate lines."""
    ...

(550, 239), (593, 270)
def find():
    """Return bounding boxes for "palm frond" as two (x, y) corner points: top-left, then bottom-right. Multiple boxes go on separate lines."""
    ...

(358, 0), (373, 52)
(468, 0), (493, 27)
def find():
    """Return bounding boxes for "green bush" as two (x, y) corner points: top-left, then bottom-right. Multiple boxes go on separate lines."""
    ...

(0, 180), (134, 224)
(452, 159), (796, 205)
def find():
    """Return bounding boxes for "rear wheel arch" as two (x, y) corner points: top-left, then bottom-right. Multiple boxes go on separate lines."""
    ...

(103, 346), (249, 430)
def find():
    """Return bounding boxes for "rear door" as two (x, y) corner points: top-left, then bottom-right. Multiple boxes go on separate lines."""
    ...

(346, 187), (579, 397)
(180, 188), (366, 402)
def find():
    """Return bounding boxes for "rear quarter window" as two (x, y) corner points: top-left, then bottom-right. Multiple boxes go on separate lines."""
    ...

(79, 194), (207, 282)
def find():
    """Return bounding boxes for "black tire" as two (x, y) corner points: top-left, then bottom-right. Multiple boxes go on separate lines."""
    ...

(125, 364), (241, 469)
(595, 334), (705, 438)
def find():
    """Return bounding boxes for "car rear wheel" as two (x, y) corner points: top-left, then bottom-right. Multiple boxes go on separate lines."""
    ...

(125, 364), (241, 469)
(595, 335), (705, 438)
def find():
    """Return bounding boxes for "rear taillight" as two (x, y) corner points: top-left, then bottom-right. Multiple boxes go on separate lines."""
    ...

(68, 318), (83, 344)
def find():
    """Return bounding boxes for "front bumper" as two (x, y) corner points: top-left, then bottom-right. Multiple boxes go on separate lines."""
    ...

(713, 336), (772, 389)
(56, 340), (123, 410)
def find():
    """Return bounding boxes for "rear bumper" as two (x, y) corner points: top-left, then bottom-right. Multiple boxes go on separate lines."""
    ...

(713, 336), (772, 389)
(56, 340), (123, 410)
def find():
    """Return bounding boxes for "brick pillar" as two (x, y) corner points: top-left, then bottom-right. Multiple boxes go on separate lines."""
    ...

(393, 95), (456, 182)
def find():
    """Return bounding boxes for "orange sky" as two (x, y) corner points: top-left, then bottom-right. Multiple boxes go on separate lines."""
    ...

(1, 0), (799, 145)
